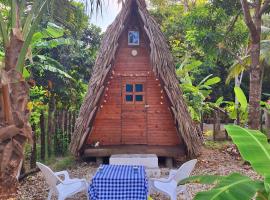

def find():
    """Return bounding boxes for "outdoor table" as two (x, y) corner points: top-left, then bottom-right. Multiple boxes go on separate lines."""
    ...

(88, 164), (148, 200)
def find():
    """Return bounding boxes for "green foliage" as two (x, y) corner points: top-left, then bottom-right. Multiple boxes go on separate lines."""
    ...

(194, 173), (261, 200)
(234, 86), (248, 111)
(224, 86), (248, 124)
(29, 86), (48, 125)
(180, 125), (270, 200)
(226, 125), (270, 176)
(177, 59), (221, 122)
(150, 1), (249, 101)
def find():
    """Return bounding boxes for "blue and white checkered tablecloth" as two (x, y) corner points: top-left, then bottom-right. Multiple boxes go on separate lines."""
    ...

(89, 165), (148, 200)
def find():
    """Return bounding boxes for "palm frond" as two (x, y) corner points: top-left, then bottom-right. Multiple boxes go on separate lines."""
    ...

(226, 55), (251, 84)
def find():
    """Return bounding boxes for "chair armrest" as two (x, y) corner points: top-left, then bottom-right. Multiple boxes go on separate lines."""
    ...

(55, 170), (70, 181)
(169, 169), (177, 179)
(62, 178), (88, 187)
(149, 178), (171, 183)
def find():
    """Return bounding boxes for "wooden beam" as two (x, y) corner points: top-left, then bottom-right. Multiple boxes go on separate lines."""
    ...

(83, 145), (186, 159)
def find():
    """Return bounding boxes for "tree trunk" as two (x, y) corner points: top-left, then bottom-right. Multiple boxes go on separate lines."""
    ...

(40, 111), (46, 161)
(0, 29), (31, 198)
(240, 0), (267, 130)
(248, 42), (262, 129)
(30, 124), (37, 169)
(47, 94), (55, 158)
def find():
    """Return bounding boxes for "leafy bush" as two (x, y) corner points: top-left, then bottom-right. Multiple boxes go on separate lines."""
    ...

(181, 125), (270, 200)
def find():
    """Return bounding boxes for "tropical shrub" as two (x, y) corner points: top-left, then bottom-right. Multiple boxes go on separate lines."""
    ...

(177, 59), (221, 122)
(224, 86), (248, 124)
(180, 125), (270, 200)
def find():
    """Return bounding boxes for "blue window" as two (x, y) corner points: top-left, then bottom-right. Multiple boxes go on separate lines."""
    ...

(126, 95), (133, 102)
(126, 84), (133, 92)
(135, 84), (143, 92)
(135, 95), (143, 102)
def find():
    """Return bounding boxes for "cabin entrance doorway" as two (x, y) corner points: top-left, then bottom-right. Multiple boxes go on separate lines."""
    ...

(121, 77), (147, 144)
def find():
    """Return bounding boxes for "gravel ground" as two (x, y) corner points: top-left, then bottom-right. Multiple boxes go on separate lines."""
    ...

(16, 145), (260, 200)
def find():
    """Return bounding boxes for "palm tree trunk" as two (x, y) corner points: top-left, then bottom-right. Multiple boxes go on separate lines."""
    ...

(0, 29), (31, 198)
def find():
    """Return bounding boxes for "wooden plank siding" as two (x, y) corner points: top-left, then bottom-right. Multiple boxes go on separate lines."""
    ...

(86, 9), (182, 147)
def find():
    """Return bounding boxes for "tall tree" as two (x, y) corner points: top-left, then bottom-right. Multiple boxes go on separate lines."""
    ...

(0, 0), (102, 196)
(0, 0), (48, 197)
(240, 0), (270, 129)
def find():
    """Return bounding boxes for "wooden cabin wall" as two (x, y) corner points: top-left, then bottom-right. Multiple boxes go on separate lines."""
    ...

(87, 8), (182, 146)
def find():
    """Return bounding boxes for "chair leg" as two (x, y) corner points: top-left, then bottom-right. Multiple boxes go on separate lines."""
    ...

(58, 195), (65, 200)
(86, 189), (89, 200)
(47, 190), (52, 200)
(169, 192), (177, 200)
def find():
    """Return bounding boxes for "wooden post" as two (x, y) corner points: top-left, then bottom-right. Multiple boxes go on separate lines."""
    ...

(30, 124), (36, 169)
(40, 111), (46, 161)
(213, 109), (221, 141)
(165, 157), (173, 168)
(96, 157), (103, 165)
(47, 94), (55, 158)
(225, 111), (229, 140)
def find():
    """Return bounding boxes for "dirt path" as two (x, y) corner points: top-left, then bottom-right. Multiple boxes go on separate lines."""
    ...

(17, 145), (259, 200)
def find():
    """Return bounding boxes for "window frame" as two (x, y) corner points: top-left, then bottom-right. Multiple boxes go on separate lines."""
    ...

(128, 31), (140, 46)
(123, 82), (145, 104)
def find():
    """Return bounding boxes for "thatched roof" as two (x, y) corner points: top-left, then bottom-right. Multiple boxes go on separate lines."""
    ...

(70, 0), (203, 157)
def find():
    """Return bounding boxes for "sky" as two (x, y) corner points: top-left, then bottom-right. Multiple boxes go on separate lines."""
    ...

(90, 1), (122, 32)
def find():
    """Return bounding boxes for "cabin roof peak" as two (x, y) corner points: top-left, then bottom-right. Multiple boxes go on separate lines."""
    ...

(70, 0), (203, 157)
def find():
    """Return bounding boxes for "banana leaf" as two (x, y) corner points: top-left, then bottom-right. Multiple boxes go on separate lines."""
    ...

(225, 125), (270, 176)
(234, 86), (248, 110)
(179, 175), (224, 185)
(193, 173), (262, 200)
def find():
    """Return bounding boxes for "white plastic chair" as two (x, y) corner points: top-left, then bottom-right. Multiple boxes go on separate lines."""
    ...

(36, 162), (89, 200)
(149, 159), (197, 200)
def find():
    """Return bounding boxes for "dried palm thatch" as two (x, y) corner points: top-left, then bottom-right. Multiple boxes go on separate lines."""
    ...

(70, 0), (203, 157)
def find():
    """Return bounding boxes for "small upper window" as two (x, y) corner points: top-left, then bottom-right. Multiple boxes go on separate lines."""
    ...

(135, 84), (143, 92)
(128, 31), (140, 46)
(126, 84), (133, 92)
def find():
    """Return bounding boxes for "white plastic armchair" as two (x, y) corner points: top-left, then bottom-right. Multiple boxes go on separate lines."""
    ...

(36, 162), (89, 200)
(149, 159), (197, 200)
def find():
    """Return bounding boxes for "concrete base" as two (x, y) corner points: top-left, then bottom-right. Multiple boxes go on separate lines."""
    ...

(110, 154), (158, 168)
(109, 154), (160, 178)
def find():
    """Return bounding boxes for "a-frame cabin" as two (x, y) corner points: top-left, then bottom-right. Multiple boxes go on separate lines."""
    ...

(70, 0), (202, 159)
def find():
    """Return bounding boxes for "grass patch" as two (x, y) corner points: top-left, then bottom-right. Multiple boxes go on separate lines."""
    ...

(51, 155), (76, 171)
(204, 140), (230, 150)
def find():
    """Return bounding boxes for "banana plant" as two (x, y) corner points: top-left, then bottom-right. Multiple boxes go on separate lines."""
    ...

(0, 0), (50, 196)
(223, 86), (248, 125)
(180, 125), (270, 200)
(177, 59), (221, 122)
